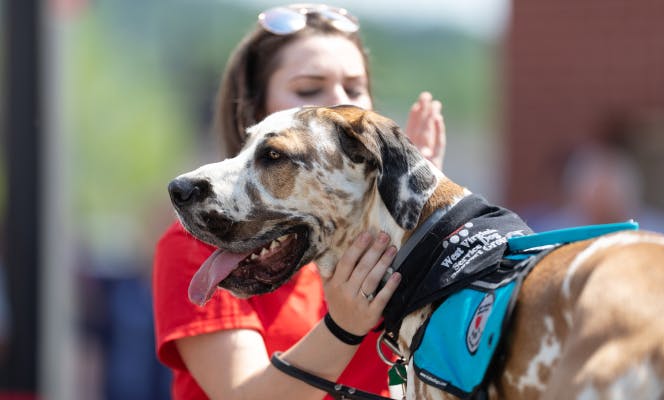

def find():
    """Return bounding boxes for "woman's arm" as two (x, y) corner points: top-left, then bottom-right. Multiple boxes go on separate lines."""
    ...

(405, 91), (446, 170)
(176, 232), (401, 400)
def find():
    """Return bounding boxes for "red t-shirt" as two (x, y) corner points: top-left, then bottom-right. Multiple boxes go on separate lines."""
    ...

(153, 221), (391, 399)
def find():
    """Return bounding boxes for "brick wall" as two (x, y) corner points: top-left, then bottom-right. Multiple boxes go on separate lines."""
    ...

(504, 0), (664, 212)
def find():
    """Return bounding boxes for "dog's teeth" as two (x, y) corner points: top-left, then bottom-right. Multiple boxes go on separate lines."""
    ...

(250, 253), (260, 260)
(260, 248), (270, 257)
(269, 240), (280, 250)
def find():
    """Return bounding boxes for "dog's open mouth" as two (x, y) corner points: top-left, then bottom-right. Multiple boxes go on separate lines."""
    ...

(188, 228), (309, 305)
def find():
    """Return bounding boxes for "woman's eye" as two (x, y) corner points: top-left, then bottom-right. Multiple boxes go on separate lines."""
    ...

(346, 87), (365, 99)
(295, 88), (321, 98)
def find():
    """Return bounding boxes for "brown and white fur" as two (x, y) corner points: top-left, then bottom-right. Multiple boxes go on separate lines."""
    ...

(168, 105), (664, 399)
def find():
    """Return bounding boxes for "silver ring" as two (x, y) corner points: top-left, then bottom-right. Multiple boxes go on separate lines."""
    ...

(360, 289), (374, 302)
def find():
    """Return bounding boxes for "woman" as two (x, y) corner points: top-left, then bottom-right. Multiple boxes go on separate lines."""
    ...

(153, 4), (446, 399)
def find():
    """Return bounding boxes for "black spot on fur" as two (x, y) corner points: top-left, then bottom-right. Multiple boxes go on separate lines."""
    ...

(200, 210), (234, 239)
(246, 182), (261, 205)
(376, 126), (435, 230)
(408, 163), (436, 194)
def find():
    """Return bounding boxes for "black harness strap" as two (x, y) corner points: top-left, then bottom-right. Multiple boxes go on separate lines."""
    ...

(381, 194), (534, 348)
(270, 352), (394, 400)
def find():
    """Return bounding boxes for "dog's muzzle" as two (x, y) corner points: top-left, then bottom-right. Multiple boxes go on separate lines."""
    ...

(168, 177), (236, 242)
(168, 177), (211, 208)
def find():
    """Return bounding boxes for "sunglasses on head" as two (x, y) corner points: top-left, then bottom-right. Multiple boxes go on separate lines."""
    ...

(258, 3), (359, 35)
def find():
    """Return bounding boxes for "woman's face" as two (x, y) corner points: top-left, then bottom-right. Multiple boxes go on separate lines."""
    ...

(265, 35), (372, 114)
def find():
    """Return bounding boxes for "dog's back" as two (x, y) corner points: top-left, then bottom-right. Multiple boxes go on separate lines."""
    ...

(495, 230), (664, 399)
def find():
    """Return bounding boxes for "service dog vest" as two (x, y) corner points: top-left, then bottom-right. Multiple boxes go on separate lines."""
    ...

(380, 194), (639, 399)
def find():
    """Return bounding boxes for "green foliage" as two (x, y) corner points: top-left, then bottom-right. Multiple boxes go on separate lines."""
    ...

(67, 9), (194, 240)
(64, 0), (497, 253)
(362, 24), (497, 131)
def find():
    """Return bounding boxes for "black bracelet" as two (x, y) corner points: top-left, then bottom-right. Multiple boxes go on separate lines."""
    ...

(270, 352), (392, 400)
(323, 312), (366, 345)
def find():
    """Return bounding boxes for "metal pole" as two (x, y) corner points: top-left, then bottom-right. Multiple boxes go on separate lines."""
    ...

(39, 1), (78, 398)
(1, 0), (41, 394)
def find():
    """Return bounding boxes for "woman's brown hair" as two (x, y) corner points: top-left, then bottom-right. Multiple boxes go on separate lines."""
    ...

(214, 12), (372, 159)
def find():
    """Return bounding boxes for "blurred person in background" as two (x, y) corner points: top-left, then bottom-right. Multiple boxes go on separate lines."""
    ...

(152, 3), (446, 399)
(528, 140), (664, 233)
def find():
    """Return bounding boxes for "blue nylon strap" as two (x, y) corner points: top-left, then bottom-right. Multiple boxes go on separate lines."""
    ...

(507, 220), (639, 253)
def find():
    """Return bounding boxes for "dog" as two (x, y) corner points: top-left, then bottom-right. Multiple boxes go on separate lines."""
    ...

(168, 105), (664, 399)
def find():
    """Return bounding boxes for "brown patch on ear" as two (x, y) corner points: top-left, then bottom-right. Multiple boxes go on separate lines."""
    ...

(318, 106), (381, 168)
(327, 105), (397, 131)
(321, 104), (367, 128)
(324, 105), (401, 133)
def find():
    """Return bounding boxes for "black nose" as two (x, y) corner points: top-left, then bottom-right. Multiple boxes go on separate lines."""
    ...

(168, 178), (210, 207)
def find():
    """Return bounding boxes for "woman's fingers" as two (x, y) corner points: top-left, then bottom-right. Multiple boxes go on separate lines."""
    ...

(370, 271), (401, 311)
(347, 232), (391, 287)
(430, 99), (445, 169)
(405, 92), (446, 170)
(410, 93), (431, 133)
(406, 98), (421, 138)
(359, 245), (396, 299)
(331, 231), (372, 283)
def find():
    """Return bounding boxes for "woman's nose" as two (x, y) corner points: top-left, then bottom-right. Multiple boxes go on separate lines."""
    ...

(329, 85), (350, 105)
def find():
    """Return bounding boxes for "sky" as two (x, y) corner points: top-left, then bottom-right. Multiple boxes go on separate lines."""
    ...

(239, 0), (512, 39)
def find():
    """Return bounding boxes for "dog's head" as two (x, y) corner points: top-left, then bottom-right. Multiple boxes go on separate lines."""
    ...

(169, 105), (442, 302)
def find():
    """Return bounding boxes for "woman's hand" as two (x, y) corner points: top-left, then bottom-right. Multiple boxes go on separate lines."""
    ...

(322, 232), (401, 337)
(405, 91), (446, 170)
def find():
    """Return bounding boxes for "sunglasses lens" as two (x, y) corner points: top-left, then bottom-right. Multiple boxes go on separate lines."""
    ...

(317, 9), (359, 33)
(258, 4), (359, 35)
(259, 7), (307, 35)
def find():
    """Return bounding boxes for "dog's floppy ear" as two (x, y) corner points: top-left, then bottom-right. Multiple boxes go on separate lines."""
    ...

(325, 105), (437, 230)
(322, 105), (381, 169)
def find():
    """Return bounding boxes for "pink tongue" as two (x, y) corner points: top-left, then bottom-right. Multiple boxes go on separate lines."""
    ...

(188, 249), (251, 306)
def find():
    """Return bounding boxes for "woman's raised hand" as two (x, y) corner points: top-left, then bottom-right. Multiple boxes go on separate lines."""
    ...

(405, 92), (446, 170)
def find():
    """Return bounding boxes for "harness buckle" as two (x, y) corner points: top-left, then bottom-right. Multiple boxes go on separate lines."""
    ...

(376, 331), (403, 366)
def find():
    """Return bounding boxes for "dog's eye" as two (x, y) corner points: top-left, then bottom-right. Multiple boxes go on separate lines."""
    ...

(259, 147), (285, 164)
(267, 150), (281, 160)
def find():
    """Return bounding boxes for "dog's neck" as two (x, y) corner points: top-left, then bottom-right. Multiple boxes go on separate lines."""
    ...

(316, 168), (468, 275)
(367, 167), (468, 247)
(402, 173), (469, 244)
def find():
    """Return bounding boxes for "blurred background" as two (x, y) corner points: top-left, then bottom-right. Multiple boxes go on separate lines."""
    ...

(1, 0), (662, 399)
